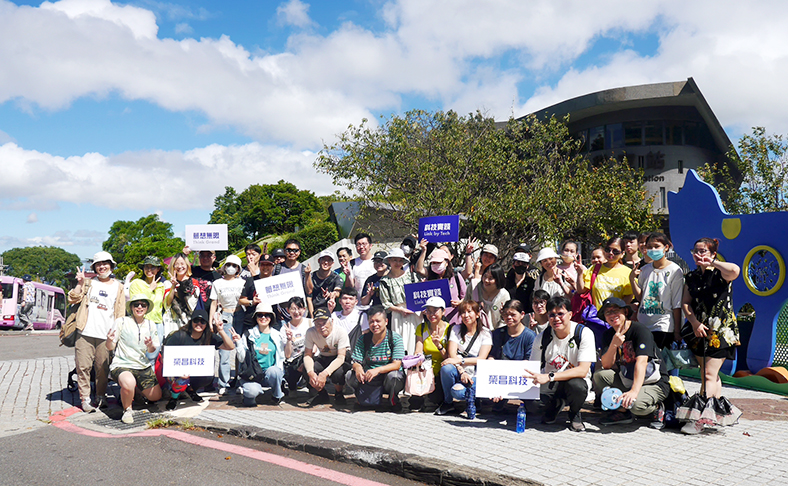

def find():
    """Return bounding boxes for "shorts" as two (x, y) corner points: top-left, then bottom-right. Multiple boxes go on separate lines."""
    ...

(110, 366), (158, 391)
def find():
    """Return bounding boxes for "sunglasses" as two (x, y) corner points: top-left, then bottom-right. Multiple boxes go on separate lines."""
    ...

(285, 248), (300, 253)
(255, 314), (272, 320)
(192, 319), (207, 325)
(604, 247), (622, 255)
(131, 302), (148, 308)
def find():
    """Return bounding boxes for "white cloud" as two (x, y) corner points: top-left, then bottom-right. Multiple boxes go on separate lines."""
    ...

(0, 229), (104, 249)
(276, 0), (313, 28)
(0, 141), (336, 211)
(26, 212), (38, 223)
(0, 128), (15, 144)
(174, 22), (192, 34)
(40, 0), (158, 39)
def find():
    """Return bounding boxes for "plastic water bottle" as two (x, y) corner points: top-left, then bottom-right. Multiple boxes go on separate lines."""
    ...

(464, 385), (476, 420)
(516, 403), (527, 433)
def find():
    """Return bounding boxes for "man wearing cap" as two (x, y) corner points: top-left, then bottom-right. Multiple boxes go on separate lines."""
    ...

(307, 250), (343, 317)
(69, 251), (126, 412)
(505, 249), (537, 308)
(359, 251), (388, 307)
(303, 307), (351, 406)
(271, 248), (286, 266)
(595, 297), (669, 428)
(19, 274), (36, 330)
(239, 252), (277, 329)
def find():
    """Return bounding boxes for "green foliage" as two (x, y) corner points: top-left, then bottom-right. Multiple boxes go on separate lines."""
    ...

(315, 109), (656, 256)
(102, 214), (184, 278)
(1, 246), (81, 288)
(209, 181), (325, 251)
(699, 126), (788, 214)
(266, 221), (339, 260)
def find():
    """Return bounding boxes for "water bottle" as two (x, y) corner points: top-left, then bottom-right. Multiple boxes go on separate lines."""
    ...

(516, 403), (527, 433)
(464, 385), (476, 420)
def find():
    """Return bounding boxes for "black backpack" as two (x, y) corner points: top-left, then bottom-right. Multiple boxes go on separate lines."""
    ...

(540, 323), (585, 371)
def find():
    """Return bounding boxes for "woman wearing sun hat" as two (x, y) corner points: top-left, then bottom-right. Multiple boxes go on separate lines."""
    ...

(380, 248), (422, 355)
(209, 254), (247, 395)
(535, 247), (574, 297)
(106, 293), (162, 424)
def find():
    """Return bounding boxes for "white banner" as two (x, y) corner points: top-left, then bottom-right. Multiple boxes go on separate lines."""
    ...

(254, 271), (305, 305)
(475, 360), (541, 400)
(162, 346), (216, 377)
(185, 224), (228, 251)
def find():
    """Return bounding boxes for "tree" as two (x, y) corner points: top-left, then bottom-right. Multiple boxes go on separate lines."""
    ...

(699, 126), (788, 214)
(315, 109), (656, 257)
(2, 246), (81, 288)
(103, 214), (184, 278)
(209, 181), (325, 251)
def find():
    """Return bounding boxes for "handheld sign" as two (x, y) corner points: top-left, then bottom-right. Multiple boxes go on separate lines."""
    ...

(404, 279), (451, 312)
(475, 360), (540, 400)
(418, 215), (460, 243)
(186, 224), (228, 251)
(162, 346), (215, 377)
(254, 271), (305, 305)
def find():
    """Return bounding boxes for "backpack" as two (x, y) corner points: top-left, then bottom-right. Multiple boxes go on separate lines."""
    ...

(345, 310), (366, 364)
(362, 327), (395, 367)
(540, 322), (585, 371)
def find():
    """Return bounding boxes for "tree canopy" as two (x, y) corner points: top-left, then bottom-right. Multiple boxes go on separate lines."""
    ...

(209, 180), (324, 251)
(315, 109), (656, 256)
(699, 126), (788, 214)
(2, 246), (81, 289)
(102, 214), (184, 278)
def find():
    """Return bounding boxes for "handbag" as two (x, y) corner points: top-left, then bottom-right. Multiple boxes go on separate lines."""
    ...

(405, 359), (435, 396)
(356, 382), (383, 406)
(60, 280), (91, 347)
(236, 336), (265, 382)
(572, 264), (600, 323)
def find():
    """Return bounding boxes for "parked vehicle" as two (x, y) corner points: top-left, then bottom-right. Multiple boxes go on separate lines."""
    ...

(0, 276), (66, 330)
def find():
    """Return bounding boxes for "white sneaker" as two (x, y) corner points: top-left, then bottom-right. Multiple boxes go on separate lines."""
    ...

(218, 387), (228, 396)
(681, 420), (703, 435)
(82, 399), (96, 413)
(121, 408), (134, 424)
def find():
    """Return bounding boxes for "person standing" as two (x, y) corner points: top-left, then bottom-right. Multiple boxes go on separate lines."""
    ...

(19, 274), (36, 330)
(347, 233), (376, 297)
(69, 251), (126, 412)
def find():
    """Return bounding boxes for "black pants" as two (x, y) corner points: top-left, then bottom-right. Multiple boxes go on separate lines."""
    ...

(302, 355), (350, 394)
(540, 377), (588, 419)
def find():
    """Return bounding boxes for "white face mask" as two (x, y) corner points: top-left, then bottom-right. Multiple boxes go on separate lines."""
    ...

(225, 266), (237, 276)
(431, 262), (448, 275)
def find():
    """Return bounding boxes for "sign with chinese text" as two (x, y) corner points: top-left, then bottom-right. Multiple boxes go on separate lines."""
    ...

(475, 360), (540, 400)
(418, 215), (460, 243)
(254, 271), (305, 305)
(162, 346), (215, 377)
(185, 224), (228, 251)
(404, 279), (451, 312)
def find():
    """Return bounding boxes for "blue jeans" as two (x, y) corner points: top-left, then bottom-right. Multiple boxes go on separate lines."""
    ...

(241, 366), (284, 405)
(217, 311), (239, 388)
(440, 364), (476, 403)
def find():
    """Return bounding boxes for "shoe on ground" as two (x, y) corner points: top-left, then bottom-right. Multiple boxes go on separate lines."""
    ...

(390, 401), (403, 413)
(121, 408), (134, 424)
(649, 403), (666, 430)
(306, 390), (330, 407)
(166, 398), (178, 410)
(187, 388), (203, 403)
(681, 420), (704, 435)
(281, 380), (290, 396)
(435, 402), (455, 416)
(334, 393), (347, 405)
(271, 395), (282, 405)
(600, 410), (634, 426)
(541, 398), (566, 425)
(217, 387), (228, 396)
(82, 399), (97, 413)
(570, 413), (586, 432)
(95, 395), (108, 409)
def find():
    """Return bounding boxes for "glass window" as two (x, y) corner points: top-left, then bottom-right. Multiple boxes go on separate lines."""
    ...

(644, 121), (663, 145)
(606, 123), (624, 149)
(684, 122), (701, 147)
(624, 121), (643, 146)
(55, 292), (66, 314)
(2, 282), (15, 300)
(574, 130), (588, 153)
(678, 160), (684, 174)
(660, 187), (666, 209)
(589, 126), (605, 151)
(665, 121), (683, 145)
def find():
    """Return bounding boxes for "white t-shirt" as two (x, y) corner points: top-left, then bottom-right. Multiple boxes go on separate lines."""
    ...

(448, 325), (493, 375)
(333, 308), (369, 335)
(108, 317), (160, 371)
(637, 261), (684, 333)
(210, 277), (245, 313)
(531, 321), (596, 389)
(82, 279), (121, 340)
(287, 318), (312, 358)
(305, 325), (350, 358)
(352, 257), (376, 296)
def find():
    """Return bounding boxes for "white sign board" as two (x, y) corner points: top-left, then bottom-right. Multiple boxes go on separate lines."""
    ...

(254, 271), (305, 305)
(185, 224), (228, 251)
(162, 346), (216, 377)
(475, 360), (541, 400)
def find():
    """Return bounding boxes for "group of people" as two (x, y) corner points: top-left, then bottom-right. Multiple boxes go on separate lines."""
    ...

(68, 231), (742, 434)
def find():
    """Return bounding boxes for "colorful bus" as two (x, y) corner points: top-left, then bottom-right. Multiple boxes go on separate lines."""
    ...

(0, 276), (66, 330)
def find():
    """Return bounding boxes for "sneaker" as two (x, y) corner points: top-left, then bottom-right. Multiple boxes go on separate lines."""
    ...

(390, 401), (403, 413)
(217, 387), (228, 396)
(334, 393), (347, 405)
(187, 388), (203, 403)
(570, 413), (586, 432)
(306, 390), (330, 407)
(681, 420), (704, 435)
(649, 403), (666, 430)
(541, 398), (566, 425)
(82, 399), (96, 413)
(281, 380), (290, 396)
(166, 398), (178, 410)
(121, 408), (134, 424)
(95, 395), (109, 409)
(435, 402), (455, 416)
(271, 395), (282, 405)
(600, 410), (634, 426)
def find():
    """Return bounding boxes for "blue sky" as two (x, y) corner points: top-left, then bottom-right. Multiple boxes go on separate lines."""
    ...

(3, 0), (788, 261)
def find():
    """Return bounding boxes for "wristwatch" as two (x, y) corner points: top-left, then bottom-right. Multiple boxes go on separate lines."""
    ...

(548, 372), (555, 382)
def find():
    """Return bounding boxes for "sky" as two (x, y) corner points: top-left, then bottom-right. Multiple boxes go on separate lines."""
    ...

(3, 0), (788, 261)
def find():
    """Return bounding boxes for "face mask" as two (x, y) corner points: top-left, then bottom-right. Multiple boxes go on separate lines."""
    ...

(225, 266), (237, 276)
(401, 245), (412, 255)
(431, 262), (447, 274)
(647, 249), (665, 261)
(560, 254), (574, 263)
(514, 265), (526, 274)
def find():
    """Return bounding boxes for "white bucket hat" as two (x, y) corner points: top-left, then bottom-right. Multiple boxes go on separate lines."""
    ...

(535, 247), (560, 263)
(91, 251), (116, 271)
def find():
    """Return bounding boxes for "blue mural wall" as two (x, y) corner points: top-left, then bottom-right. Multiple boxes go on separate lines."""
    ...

(669, 170), (785, 374)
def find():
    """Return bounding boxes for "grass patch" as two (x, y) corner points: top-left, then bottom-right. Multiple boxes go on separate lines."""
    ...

(147, 417), (177, 429)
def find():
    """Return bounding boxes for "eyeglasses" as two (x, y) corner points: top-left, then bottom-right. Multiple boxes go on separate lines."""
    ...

(131, 302), (148, 308)
(285, 248), (300, 253)
(532, 301), (547, 307)
(604, 247), (622, 255)
(548, 311), (567, 319)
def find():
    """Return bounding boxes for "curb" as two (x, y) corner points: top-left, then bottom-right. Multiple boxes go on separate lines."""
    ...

(180, 418), (541, 486)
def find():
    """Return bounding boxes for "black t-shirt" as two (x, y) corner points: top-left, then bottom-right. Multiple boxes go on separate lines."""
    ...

(601, 321), (669, 393)
(310, 271), (342, 309)
(361, 273), (384, 307)
(192, 265), (221, 310)
(164, 329), (224, 349)
(505, 267), (536, 308)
